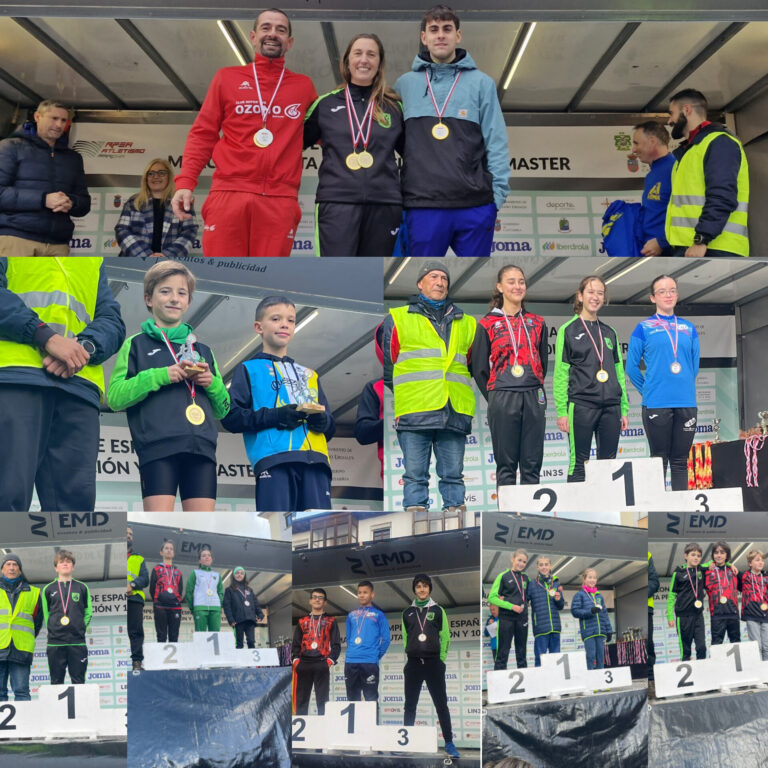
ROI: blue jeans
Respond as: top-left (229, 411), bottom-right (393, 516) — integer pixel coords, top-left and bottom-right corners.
top-left (584, 636), bottom-right (606, 670)
top-left (397, 429), bottom-right (466, 509)
top-left (533, 633), bottom-right (561, 667)
top-left (0, 659), bottom-right (31, 701)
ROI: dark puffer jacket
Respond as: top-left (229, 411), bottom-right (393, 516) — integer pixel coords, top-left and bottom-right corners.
top-left (0, 122), bottom-right (90, 244)
top-left (528, 576), bottom-right (565, 637)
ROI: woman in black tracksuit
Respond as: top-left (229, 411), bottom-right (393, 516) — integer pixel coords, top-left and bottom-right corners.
top-left (303, 33), bottom-right (404, 256)
top-left (223, 567), bottom-right (264, 649)
top-left (149, 540), bottom-right (183, 643)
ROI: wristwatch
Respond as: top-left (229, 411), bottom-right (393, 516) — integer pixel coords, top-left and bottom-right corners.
top-left (692, 233), bottom-right (710, 246)
top-left (77, 337), bottom-right (96, 355)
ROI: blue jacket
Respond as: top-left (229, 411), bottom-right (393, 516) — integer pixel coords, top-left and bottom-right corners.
top-left (528, 576), bottom-right (565, 637)
top-left (115, 196), bottom-right (198, 258)
top-left (394, 50), bottom-right (510, 210)
top-left (345, 605), bottom-right (391, 663)
top-left (483, 616), bottom-right (498, 651)
top-left (570, 588), bottom-right (612, 640)
top-left (0, 123), bottom-right (90, 244)
top-left (602, 200), bottom-right (643, 257)
top-left (641, 153), bottom-right (675, 251)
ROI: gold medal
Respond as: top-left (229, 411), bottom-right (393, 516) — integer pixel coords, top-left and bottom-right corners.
top-left (548, 589), bottom-right (557, 598)
top-left (511, 364), bottom-right (525, 378)
top-left (357, 150), bottom-right (373, 168)
top-left (254, 128), bottom-right (274, 148)
top-left (432, 122), bottom-right (449, 140)
top-left (761, 603), bottom-right (768, 612)
top-left (186, 403), bottom-right (205, 425)
top-left (720, 596), bottom-right (728, 604)
top-left (206, 589), bottom-right (214, 597)
top-left (345, 152), bottom-right (361, 171)
top-left (596, 369), bottom-right (609, 383)
top-left (694, 599), bottom-right (702, 609)
top-left (60, 616), bottom-right (70, 626)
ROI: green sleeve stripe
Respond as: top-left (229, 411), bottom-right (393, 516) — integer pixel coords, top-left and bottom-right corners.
top-left (666, 572), bottom-right (677, 621)
top-left (439, 606), bottom-right (450, 662)
top-left (553, 316), bottom-right (577, 416)
top-left (489, 571), bottom-right (515, 611)
top-left (401, 611), bottom-right (408, 650)
top-left (106, 333), bottom-right (170, 411)
top-left (304, 88), bottom-right (344, 121)
top-left (83, 582), bottom-right (93, 628)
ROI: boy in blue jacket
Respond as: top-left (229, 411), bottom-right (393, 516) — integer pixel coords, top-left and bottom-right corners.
top-left (570, 567), bottom-right (613, 670)
top-left (344, 581), bottom-right (391, 709)
top-left (528, 556), bottom-right (565, 667)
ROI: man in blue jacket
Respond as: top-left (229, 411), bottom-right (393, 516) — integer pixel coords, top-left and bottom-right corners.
top-left (0, 100), bottom-right (91, 256)
top-left (394, 5), bottom-right (510, 256)
top-left (0, 257), bottom-right (125, 510)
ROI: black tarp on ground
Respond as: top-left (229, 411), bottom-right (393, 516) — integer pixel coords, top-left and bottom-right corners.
top-left (484, 688), bottom-right (647, 768)
top-left (127, 667), bottom-right (290, 768)
top-left (649, 688), bottom-right (768, 768)
top-left (0, 738), bottom-right (126, 767)
top-left (292, 749), bottom-right (481, 767)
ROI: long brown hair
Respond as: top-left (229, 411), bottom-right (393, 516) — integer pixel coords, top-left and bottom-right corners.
top-left (489, 264), bottom-right (526, 311)
top-left (134, 157), bottom-right (175, 211)
top-left (339, 34), bottom-right (399, 123)
top-left (573, 275), bottom-right (607, 314)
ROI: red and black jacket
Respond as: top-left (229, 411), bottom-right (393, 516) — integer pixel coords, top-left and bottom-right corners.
top-left (741, 571), bottom-right (768, 624)
top-left (704, 564), bottom-right (739, 616)
top-left (292, 613), bottom-right (341, 663)
top-left (149, 564), bottom-right (183, 610)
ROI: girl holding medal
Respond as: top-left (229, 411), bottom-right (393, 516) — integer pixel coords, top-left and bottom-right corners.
top-left (223, 567), bottom-right (265, 650)
top-left (303, 33), bottom-right (404, 256)
top-left (107, 260), bottom-right (230, 511)
top-left (528, 555), bottom-right (565, 667)
top-left (185, 547), bottom-right (223, 632)
top-left (474, 264), bottom-right (549, 486)
top-left (741, 549), bottom-right (768, 660)
top-left (626, 274), bottom-right (700, 491)
top-left (570, 568), bottom-right (613, 670)
top-left (488, 549), bottom-right (530, 671)
top-left (554, 275), bottom-right (629, 482)
top-left (703, 541), bottom-right (741, 645)
top-left (149, 540), bottom-right (183, 643)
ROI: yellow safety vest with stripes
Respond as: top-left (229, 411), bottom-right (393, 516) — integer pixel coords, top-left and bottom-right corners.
top-left (390, 305), bottom-right (476, 419)
top-left (665, 131), bottom-right (749, 256)
top-left (127, 553), bottom-right (146, 601)
top-left (0, 586), bottom-right (40, 654)
top-left (648, 552), bottom-right (654, 609)
top-left (0, 257), bottom-right (106, 395)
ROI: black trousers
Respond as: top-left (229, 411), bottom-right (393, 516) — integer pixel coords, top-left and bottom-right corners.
top-left (344, 661), bottom-right (380, 701)
top-left (567, 402), bottom-right (621, 482)
top-left (677, 613), bottom-right (706, 661)
top-left (127, 599), bottom-right (145, 662)
top-left (711, 614), bottom-right (740, 645)
top-left (494, 615), bottom-right (529, 670)
top-left (153, 606), bottom-right (181, 643)
top-left (294, 657), bottom-right (330, 715)
top-left (647, 609), bottom-right (655, 679)
top-left (642, 406), bottom-right (697, 491)
top-left (234, 621), bottom-right (256, 649)
top-left (47, 645), bottom-right (88, 684)
top-left (0, 384), bottom-right (99, 511)
top-left (317, 202), bottom-right (402, 257)
top-left (488, 389), bottom-right (546, 486)
top-left (403, 657), bottom-right (453, 742)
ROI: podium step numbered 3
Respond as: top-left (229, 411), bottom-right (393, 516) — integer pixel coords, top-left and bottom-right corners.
top-left (655, 641), bottom-right (768, 698)
top-left (0, 684), bottom-right (124, 739)
top-left (292, 701), bottom-right (438, 753)
top-left (143, 631), bottom-right (279, 670)
top-left (498, 458), bottom-right (743, 517)
top-left (486, 651), bottom-right (633, 704)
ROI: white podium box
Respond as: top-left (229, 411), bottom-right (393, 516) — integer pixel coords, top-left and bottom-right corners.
top-left (655, 641), bottom-right (768, 698)
top-left (292, 701), bottom-right (438, 754)
top-left (143, 632), bottom-right (278, 671)
top-left (486, 651), bottom-right (633, 704)
top-left (498, 457), bottom-right (743, 516)
top-left (0, 684), bottom-right (124, 740)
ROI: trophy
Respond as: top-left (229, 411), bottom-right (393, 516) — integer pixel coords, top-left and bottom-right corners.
top-left (178, 333), bottom-right (206, 374)
top-left (760, 411), bottom-right (768, 435)
top-left (713, 417), bottom-right (721, 443)
top-left (292, 367), bottom-right (325, 414)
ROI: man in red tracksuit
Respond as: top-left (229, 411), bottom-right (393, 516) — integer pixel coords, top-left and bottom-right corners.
top-left (172, 9), bottom-right (317, 257)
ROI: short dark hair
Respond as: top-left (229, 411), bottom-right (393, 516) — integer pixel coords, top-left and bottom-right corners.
top-left (199, 547), bottom-right (213, 559)
top-left (310, 587), bottom-right (327, 600)
top-left (712, 541), bottom-right (731, 562)
top-left (650, 274), bottom-right (676, 296)
top-left (634, 120), bottom-right (670, 147)
top-left (357, 580), bottom-right (374, 591)
top-left (255, 295), bottom-right (295, 322)
top-left (421, 5), bottom-right (460, 32)
top-left (254, 8), bottom-right (292, 36)
top-left (684, 542), bottom-right (702, 556)
top-left (669, 88), bottom-right (708, 116)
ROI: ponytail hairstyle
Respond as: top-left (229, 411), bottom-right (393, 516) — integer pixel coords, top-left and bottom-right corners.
top-left (490, 264), bottom-right (527, 311)
top-left (573, 275), bottom-right (607, 314)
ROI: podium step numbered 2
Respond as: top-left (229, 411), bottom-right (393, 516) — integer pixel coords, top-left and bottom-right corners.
top-left (143, 631), bottom-right (279, 670)
top-left (292, 701), bottom-right (438, 753)
top-left (0, 684), bottom-right (124, 739)
top-left (486, 651), bottom-right (633, 704)
top-left (498, 458), bottom-right (743, 516)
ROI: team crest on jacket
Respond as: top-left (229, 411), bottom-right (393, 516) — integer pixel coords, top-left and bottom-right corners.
top-left (604, 337), bottom-right (614, 350)
top-left (426, 611), bottom-right (435, 620)
top-left (72, 592), bottom-right (80, 602)
top-left (376, 113), bottom-right (392, 129)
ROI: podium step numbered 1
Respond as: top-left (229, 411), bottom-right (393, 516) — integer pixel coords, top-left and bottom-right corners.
top-left (486, 651), bottom-right (633, 704)
top-left (0, 684), bottom-right (124, 739)
top-left (498, 457), bottom-right (743, 516)
top-left (143, 631), bottom-right (279, 670)
top-left (292, 701), bottom-right (438, 753)
top-left (655, 641), bottom-right (768, 698)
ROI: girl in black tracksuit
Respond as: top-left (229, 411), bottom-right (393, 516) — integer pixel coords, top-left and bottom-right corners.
top-left (473, 264), bottom-right (548, 486)
top-left (303, 33), bottom-right (404, 256)
top-left (149, 540), bottom-right (183, 643)
top-left (223, 567), bottom-right (264, 649)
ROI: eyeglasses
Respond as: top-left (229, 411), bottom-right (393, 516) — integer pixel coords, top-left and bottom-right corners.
top-left (147, 170), bottom-right (169, 178)
top-left (654, 289), bottom-right (678, 296)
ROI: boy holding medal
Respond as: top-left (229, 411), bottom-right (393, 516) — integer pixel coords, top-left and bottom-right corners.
top-left (401, 574), bottom-right (459, 760)
top-left (344, 580), bottom-right (391, 706)
top-left (107, 260), bottom-right (229, 512)
top-left (489, 549), bottom-right (530, 670)
top-left (42, 550), bottom-right (92, 684)
top-left (185, 547), bottom-right (223, 631)
top-left (741, 549), bottom-right (768, 661)
top-left (528, 556), bottom-right (565, 666)
top-left (667, 543), bottom-right (707, 661)
top-left (292, 588), bottom-right (340, 716)
top-left (703, 541), bottom-right (741, 645)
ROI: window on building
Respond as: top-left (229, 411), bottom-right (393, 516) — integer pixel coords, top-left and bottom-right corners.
top-left (310, 514), bottom-right (359, 548)
top-left (371, 525), bottom-right (391, 542)
top-left (412, 507), bottom-right (464, 535)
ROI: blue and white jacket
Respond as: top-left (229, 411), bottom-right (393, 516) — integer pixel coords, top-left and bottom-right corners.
top-left (114, 196), bottom-right (198, 258)
top-left (345, 605), bottom-right (391, 664)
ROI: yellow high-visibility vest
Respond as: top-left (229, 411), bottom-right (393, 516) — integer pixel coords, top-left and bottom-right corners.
top-left (0, 586), bottom-right (39, 654)
top-left (127, 553), bottom-right (146, 601)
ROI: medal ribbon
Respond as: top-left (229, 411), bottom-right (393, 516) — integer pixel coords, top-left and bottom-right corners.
top-left (251, 60), bottom-right (286, 129)
top-left (714, 566), bottom-right (730, 601)
top-left (159, 329), bottom-right (196, 402)
top-left (424, 69), bottom-right (463, 123)
top-left (414, 605), bottom-right (430, 636)
top-left (309, 614), bottom-right (321, 644)
top-left (344, 86), bottom-right (375, 151)
top-left (58, 581), bottom-right (72, 616)
top-left (685, 566), bottom-right (699, 599)
top-left (501, 312), bottom-right (532, 370)
top-left (509, 570), bottom-right (526, 603)
top-left (655, 313), bottom-right (679, 365)
top-left (163, 564), bottom-right (175, 592)
top-left (580, 317), bottom-right (605, 369)
top-left (353, 607), bottom-right (371, 639)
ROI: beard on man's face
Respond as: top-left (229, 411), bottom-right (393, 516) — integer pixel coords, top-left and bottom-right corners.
top-left (670, 113), bottom-right (688, 141)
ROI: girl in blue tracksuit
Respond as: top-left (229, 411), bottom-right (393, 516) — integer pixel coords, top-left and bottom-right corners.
top-left (528, 555), bottom-right (565, 666)
top-left (626, 274), bottom-right (700, 491)
top-left (570, 568), bottom-right (613, 670)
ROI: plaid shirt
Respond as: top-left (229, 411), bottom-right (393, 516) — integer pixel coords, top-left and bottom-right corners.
top-left (114, 196), bottom-right (198, 258)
